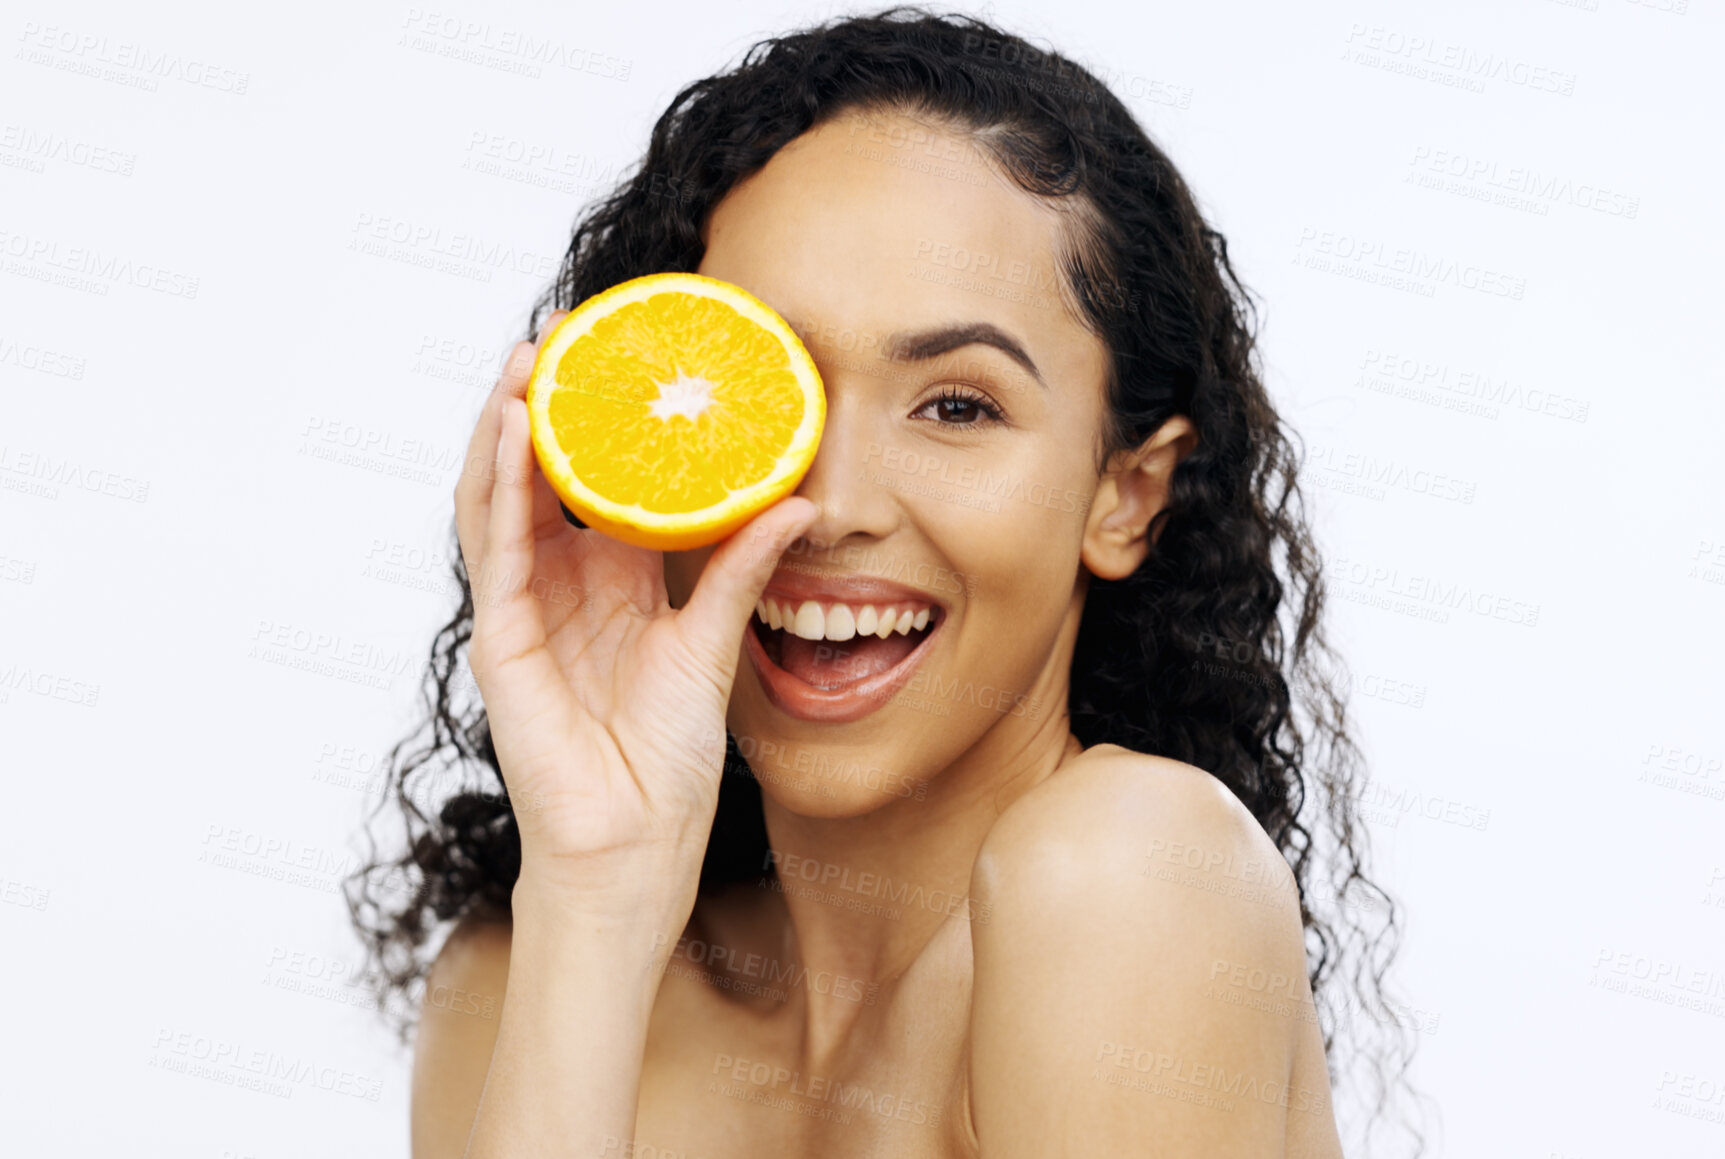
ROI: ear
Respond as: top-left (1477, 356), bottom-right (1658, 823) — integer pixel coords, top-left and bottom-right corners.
top-left (1081, 415), bottom-right (1198, 581)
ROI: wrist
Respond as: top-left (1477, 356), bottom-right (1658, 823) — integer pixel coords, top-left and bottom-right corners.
top-left (512, 853), bottom-right (698, 934)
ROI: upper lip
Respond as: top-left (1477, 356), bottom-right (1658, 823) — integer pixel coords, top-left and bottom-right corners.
top-left (760, 568), bottom-right (949, 613)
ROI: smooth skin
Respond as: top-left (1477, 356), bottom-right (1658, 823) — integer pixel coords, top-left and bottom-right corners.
top-left (423, 107), bottom-right (1344, 1158)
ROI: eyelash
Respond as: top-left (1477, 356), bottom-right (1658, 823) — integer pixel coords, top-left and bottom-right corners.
top-left (913, 385), bottom-right (1006, 427)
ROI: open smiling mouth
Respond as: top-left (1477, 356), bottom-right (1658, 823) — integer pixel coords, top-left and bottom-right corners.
top-left (744, 595), bottom-right (944, 723)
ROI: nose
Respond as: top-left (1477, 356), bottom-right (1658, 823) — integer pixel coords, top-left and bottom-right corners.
top-left (788, 387), bottom-right (900, 558)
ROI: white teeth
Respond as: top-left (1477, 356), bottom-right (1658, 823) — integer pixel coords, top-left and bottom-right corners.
top-left (758, 596), bottom-right (935, 639)
top-left (792, 600), bottom-right (826, 641)
top-left (825, 604), bottom-right (856, 641)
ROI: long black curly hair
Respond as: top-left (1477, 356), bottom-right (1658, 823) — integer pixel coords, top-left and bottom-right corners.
top-left (347, 7), bottom-right (1428, 1152)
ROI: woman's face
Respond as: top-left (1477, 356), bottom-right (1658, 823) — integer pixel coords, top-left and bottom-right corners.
top-left (663, 107), bottom-right (1117, 814)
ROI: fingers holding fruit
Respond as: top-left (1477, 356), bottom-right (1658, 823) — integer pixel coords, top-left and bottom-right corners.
top-left (449, 275), bottom-right (828, 874)
top-left (455, 313), bottom-right (569, 580)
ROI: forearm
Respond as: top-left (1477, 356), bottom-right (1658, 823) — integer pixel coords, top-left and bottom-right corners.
top-left (464, 874), bottom-right (688, 1159)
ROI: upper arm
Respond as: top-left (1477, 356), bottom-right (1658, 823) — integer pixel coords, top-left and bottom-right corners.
top-left (411, 914), bottom-right (513, 1159)
top-left (967, 754), bottom-right (1330, 1158)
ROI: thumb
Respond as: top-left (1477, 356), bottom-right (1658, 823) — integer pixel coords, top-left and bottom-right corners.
top-left (679, 496), bottom-right (819, 680)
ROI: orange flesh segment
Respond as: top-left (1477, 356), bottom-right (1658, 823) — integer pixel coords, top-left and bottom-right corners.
top-left (545, 292), bottom-right (808, 514)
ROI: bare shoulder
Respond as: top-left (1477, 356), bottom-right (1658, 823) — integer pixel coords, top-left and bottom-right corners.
top-left (965, 744), bottom-right (1337, 1157)
top-left (973, 742), bottom-right (1296, 909)
top-left (411, 911), bottom-right (514, 1159)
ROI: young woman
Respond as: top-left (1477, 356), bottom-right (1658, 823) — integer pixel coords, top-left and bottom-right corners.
top-left (349, 8), bottom-right (1418, 1156)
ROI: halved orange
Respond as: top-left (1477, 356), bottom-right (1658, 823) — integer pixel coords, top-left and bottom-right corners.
top-left (524, 272), bottom-right (826, 551)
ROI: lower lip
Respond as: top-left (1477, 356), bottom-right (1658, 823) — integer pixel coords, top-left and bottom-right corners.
top-left (743, 614), bottom-right (943, 724)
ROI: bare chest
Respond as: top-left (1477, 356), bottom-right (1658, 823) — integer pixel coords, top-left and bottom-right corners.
top-left (624, 929), bottom-right (978, 1159)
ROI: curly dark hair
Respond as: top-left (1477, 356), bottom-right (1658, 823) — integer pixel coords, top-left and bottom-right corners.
top-left (347, 6), bottom-right (1429, 1153)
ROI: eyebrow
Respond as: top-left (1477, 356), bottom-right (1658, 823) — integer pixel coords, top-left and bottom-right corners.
top-left (883, 322), bottom-right (1046, 389)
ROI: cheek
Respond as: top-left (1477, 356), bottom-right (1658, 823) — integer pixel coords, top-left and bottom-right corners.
top-left (907, 481), bottom-right (1090, 659)
top-left (908, 450), bottom-right (1094, 581)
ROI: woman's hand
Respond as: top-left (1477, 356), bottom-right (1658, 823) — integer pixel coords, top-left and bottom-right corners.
top-left (453, 317), bottom-right (817, 909)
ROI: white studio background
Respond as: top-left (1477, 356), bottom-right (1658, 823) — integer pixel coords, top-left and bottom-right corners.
top-left (2, 0), bottom-right (1721, 1155)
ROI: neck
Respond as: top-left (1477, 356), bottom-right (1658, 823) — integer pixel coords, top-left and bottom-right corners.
top-left (757, 683), bottom-right (1083, 1065)
top-left (732, 573), bottom-right (1097, 1070)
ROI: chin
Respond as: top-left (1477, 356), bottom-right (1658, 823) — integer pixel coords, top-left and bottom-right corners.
top-left (725, 699), bottom-right (940, 819)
